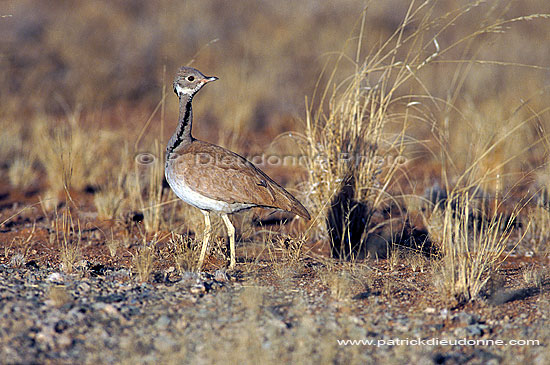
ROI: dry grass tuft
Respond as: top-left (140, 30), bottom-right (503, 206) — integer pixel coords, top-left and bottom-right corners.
top-left (523, 265), bottom-right (546, 289)
top-left (300, 3), bottom-right (452, 258)
top-left (32, 110), bottom-right (122, 197)
top-left (301, 46), bottom-right (407, 256)
top-left (132, 238), bottom-right (157, 282)
top-left (54, 207), bottom-right (82, 274)
top-left (105, 229), bottom-right (122, 258)
top-left (315, 261), bottom-right (372, 300)
top-left (93, 150), bottom-right (131, 221)
top-left (168, 233), bottom-right (199, 273)
top-left (404, 251), bottom-right (428, 273)
top-left (434, 192), bottom-right (525, 303)
top-left (8, 155), bottom-right (38, 190)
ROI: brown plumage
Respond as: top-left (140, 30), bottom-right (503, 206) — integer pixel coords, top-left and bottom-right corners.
top-left (165, 66), bottom-right (310, 270)
top-left (169, 141), bottom-right (310, 219)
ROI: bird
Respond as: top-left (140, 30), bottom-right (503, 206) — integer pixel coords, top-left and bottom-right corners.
top-left (165, 66), bottom-right (311, 270)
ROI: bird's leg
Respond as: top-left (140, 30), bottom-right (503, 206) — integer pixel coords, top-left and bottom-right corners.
top-left (221, 214), bottom-right (236, 270)
top-left (197, 210), bottom-right (211, 271)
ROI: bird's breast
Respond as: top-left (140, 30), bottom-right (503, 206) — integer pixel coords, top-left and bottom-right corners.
top-left (165, 163), bottom-right (255, 213)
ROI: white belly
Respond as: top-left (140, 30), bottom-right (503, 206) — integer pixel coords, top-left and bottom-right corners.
top-left (165, 168), bottom-right (254, 213)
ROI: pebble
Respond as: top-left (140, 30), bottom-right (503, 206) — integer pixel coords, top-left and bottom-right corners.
top-left (190, 283), bottom-right (206, 294)
top-left (214, 269), bottom-right (229, 282)
top-left (0, 262), bottom-right (539, 364)
top-left (46, 272), bottom-right (64, 283)
top-left (156, 315), bottom-right (171, 329)
top-left (102, 304), bottom-right (119, 316)
top-left (57, 334), bottom-right (72, 349)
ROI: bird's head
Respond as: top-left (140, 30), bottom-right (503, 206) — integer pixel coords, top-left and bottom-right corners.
top-left (173, 66), bottom-right (218, 98)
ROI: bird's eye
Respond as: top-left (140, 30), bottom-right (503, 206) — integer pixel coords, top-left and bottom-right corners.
top-left (187, 76), bottom-right (195, 82)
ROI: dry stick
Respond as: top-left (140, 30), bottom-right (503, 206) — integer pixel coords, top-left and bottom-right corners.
top-left (134, 98), bottom-right (164, 152)
top-left (0, 201), bottom-right (44, 229)
top-left (185, 38), bottom-right (219, 67)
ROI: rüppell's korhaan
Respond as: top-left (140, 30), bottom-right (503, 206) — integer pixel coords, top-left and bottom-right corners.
top-left (165, 66), bottom-right (310, 270)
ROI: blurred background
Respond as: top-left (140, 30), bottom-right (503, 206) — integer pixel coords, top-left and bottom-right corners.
top-left (3, 0), bottom-right (548, 131)
top-left (2, 0), bottom-right (365, 125)
top-left (1, 0), bottom-right (550, 219)
top-left (3, 3), bottom-right (550, 362)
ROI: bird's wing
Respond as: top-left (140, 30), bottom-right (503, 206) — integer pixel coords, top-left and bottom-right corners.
top-left (171, 141), bottom-right (310, 219)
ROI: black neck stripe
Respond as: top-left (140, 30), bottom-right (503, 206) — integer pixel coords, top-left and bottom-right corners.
top-left (167, 97), bottom-right (193, 154)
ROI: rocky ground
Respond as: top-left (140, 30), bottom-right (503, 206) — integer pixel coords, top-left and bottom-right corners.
top-left (0, 175), bottom-right (548, 364)
top-left (0, 253), bottom-right (548, 364)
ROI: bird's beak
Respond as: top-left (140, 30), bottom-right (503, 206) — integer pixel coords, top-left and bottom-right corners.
top-left (204, 76), bottom-right (218, 83)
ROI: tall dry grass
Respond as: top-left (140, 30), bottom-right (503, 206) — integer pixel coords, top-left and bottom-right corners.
top-left (300, 2), bottom-right (491, 249)
top-left (296, 1), bottom-right (549, 299)
top-left (29, 108), bottom-right (124, 207)
top-left (433, 192), bottom-right (526, 303)
top-left (0, 1), bottom-right (549, 302)
top-left (53, 205), bottom-right (82, 274)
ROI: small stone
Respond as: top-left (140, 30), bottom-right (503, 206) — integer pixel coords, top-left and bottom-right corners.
top-left (190, 283), bottom-right (206, 294)
top-left (214, 269), bottom-right (229, 282)
top-left (453, 327), bottom-right (468, 338)
top-left (424, 307), bottom-right (436, 314)
top-left (267, 317), bottom-right (287, 330)
top-left (36, 327), bottom-right (56, 347)
top-left (102, 304), bottom-right (118, 316)
top-left (176, 318), bottom-right (188, 330)
top-left (54, 320), bottom-right (69, 333)
top-left (75, 260), bottom-right (88, 269)
top-left (93, 302), bottom-right (107, 311)
top-left (156, 315), bottom-right (171, 329)
top-left (181, 271), bottom-right (200, 284)
top-left (46, 272), bottom-right (64, 283)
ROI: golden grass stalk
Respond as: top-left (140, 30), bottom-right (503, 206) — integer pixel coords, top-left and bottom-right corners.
top-left (8, 155), bottom-right (38, 190)
top-left (32, 107), bottom-right (123, 200)
top-left (169, 233), bottom-right (199, 273)
top-left (436, 192), bottom-right (525, 303)
top-left (128, 80), bottom-right (172, 233)
top-left (300, 1), bottom-right (550, 259)
top-left (94, 188), bottom-right (125, 221)
top-left (132, 237), bottom-right (156, 282)
top-left (54, 206), bottom-right (82, 274)
top-left (93, 145), bottom-right (132, 221)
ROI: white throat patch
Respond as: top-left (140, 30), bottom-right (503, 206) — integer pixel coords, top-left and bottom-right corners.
top-left (175, 83), bottom-right (198, 97)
